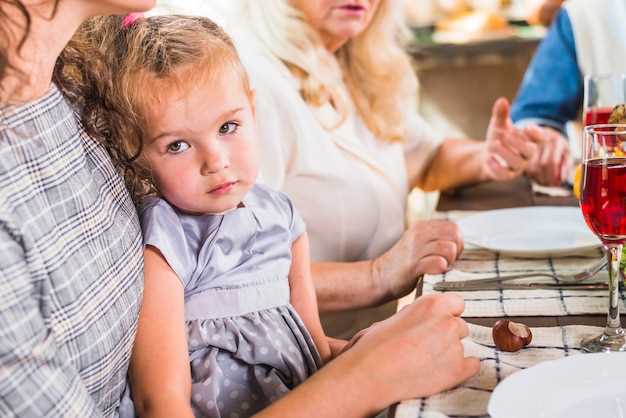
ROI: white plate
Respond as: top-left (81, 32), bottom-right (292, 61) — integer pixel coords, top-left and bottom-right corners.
top-left (457, 206), bottom-right (601, 257)
top-left (489, 352), bottom-right (626, 418)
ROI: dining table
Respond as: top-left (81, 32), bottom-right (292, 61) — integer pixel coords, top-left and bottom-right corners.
top-left (389, 176), bottom-right (626, 418)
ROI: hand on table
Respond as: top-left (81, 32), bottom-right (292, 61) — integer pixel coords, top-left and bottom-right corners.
top-left (522, 125), bottom-right (571, 186)
top-left (343, 293), bottom-right (480, 408)
top-left (373, 219), bottom-right (464, 300)
top-left (482, 98), bottom-right (539, 182)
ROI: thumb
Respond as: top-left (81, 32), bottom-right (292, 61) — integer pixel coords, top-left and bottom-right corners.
top-left (490, 97), bottom-right (510, 129)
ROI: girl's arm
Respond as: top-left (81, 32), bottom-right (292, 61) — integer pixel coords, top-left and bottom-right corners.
top-left (128, 246), bottom-right (193, 418)
top-left (289, 233), bottom-right (334, 363)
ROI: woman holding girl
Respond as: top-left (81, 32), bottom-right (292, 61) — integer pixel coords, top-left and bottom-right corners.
top-left (0, 0), bottom-right (152, 416)
top-left (0, 2), bottom-right (477, 416)
top-left (71, 13), bottom-right (478, 417)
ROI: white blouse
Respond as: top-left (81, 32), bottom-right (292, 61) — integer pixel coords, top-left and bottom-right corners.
top-left (239, 44), bottom-right (442, 264)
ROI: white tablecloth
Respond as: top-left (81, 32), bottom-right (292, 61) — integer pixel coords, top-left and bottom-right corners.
top-left (393, 323), bottom-right (602, 418)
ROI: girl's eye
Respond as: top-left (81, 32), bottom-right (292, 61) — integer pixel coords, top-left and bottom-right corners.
top-left (167, 140), bottom-right (190, 154)
top-left (219, 121), bottom-right (239, 135)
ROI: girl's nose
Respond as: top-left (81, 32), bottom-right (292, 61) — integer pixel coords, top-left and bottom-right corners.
top-left (200, 146), bottom-right (229, 175)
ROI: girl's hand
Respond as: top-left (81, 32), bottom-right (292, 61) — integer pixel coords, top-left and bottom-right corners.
top-left (522, 125), bottom-right (571, 186)
top-left (373, 219), bottom-right (463, 300)
top-left (345, 293), bottom-right (480, 410)
top-left (482, 98), bottom-right (538, 181)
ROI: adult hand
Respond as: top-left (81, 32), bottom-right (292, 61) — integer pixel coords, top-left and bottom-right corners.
top-left (522, 125), bottom-right (571, 186)
top-left (373, 220), bottom-right (463, 300)
top-left (482, 98), bottom-right (538, 181)
top-left (344, 293), bottom-right (480, 411)
top-left (254, 294), bottom-right (479, 418)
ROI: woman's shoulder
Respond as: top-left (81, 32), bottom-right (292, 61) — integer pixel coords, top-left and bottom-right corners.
top-left (0, 85), bottom-right (82, 209)
top-left (0, 86), bottom-right (73, 163)
top-left (0, 84), bottom-right (68, 132)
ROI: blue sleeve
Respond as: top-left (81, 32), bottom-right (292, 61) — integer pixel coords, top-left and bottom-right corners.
top-left (140, 198), bottom-right (193, 287)
top-left (511, 9), bottom-right (583, 133)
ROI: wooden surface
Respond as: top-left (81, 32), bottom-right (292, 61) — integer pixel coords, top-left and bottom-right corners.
top-left (420, 176), bottom-right (621, 328)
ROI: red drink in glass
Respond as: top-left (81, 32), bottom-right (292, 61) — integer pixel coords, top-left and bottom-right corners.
top-left (580, 157), bottom-right (626, 243)
top-left (584, 107), bottom-right (613, 126)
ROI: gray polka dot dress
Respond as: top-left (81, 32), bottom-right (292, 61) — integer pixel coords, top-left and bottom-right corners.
top-left (128, 184), bottom-right (321, 418)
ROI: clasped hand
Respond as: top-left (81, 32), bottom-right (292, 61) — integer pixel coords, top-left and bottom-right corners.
top-left (482, 98), bottom-right (570, 186)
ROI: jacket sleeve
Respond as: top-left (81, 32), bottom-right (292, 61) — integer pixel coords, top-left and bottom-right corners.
top-left (0, 225), bottom-right (103, 418)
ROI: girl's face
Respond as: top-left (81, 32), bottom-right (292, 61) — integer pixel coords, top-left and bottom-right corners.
top-left (291, 0), bottom-right (381, 52)
top-left (142, 70), bottom-right (259, 215)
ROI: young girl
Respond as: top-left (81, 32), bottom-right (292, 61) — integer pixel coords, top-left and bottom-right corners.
top-left (72, 14), bottom-right (336, 418)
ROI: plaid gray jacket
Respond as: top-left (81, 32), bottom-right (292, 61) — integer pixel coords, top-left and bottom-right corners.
top-left (0, 86), bottom-right (143, 417)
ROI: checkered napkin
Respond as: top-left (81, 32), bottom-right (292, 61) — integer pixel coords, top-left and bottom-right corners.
top-left (422, 212), bottom-right (624, 317)
top-left (393, 323), bottom-right (602, 418)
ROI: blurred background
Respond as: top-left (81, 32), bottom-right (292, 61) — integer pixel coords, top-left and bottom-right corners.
top-left (405, 0), bottom-right (560, 139)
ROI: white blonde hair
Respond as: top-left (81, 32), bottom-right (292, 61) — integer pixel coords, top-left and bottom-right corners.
top-left (239, 0), bottom-right (418, 142)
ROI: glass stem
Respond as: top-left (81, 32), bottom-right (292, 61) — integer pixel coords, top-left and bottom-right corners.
top-left (605, 244), bottom-right (623, 334)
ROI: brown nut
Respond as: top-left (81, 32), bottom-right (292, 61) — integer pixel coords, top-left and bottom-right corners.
top-left (492, 319), bottom-right (532, 352)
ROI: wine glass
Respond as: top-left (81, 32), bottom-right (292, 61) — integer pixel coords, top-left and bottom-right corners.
top-left (579, 124), bottom-right (626, 352)
top-left (583, 74), bottom-right (626, 126)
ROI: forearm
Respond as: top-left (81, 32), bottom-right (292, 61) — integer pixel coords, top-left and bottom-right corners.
top-left (253, 349), bottom-right (383, 418)
top-left (414, 139), bottom-right (489, 192)
top-left (134, 394), bottom-right (194, 418)
top-left (312, 260), bottom-right (389, 312)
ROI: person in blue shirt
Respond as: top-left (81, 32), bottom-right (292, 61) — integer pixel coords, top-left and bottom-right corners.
top-left (512, 9), bottom-right (579, 136)
top-left (511, 8), bottom-right (576, 186)
top-left (512, 0), bottom-right (626, 185)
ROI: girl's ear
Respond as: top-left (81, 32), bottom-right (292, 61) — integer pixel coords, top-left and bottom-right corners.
top-left (247, 88), bottom-right (256, 119)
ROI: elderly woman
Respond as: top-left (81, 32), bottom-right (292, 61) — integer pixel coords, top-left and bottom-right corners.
top-left (195, 0), bottom-right (568, 338)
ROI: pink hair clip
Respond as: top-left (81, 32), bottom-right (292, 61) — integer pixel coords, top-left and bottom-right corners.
top-left (121, 13), bottom-right (144, 29)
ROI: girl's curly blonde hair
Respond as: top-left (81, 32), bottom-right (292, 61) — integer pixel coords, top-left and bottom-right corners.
top-left (54, 14), bottom-right (250, 203)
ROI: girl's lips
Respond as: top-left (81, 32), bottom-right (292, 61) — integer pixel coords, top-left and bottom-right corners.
top-left (208, 181), bottom-right (237, 195)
